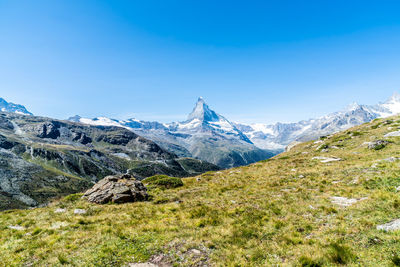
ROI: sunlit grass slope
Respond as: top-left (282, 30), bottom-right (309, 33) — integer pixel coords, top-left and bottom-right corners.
top-left (2, 116), bottom-right (400, 266)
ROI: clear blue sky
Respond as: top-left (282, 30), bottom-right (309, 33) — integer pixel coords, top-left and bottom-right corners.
top-left (1, 0), bottom-right (400, 123)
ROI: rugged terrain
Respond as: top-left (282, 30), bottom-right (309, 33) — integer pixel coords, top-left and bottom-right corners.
top-left (72, 97), bottom-right (274, 169)
top-left (236, 93), bottom-right (400, 151)
top-left (0, 112), bottom-right (219, 210)
top-left (2, 115), bottom-right (400, 266)
top-left (72, 94), bottom-right (400, 168)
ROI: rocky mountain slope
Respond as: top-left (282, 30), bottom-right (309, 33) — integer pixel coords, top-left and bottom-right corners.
top-left (72, 97), bottom-right (275, 169)
top-left (71, 94), bottom-right (400, 167)
top-left (0, 112), bottom-right (219, 210)
top-left (236, 93), bottom-right (400, 151)
top-left (2, 114), bottom-right (400, 265)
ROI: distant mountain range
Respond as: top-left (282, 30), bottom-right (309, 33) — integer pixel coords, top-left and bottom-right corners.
top-left (235, 93), bottom-right (400, 150)
top-left (0, 112), bottom-right (219, 210)
top-left (2, 93), bottom-right (400, 169)
top-left (70, 97), bottom-right (274, 168)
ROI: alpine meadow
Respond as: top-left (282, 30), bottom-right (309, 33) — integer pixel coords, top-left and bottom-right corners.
top-left (1, 1), bottom-right (400, 266)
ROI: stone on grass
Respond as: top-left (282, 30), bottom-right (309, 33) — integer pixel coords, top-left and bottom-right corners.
top-left (384, 131), bottom-right (400, 137)
top-left (55, 208), bottom-right (66, 213)
top-left (8, 225), bottom-right (24, 231)
top-left (74, 209), bottom-right (86, 215)
top-left (330, 196), bottom-right (363, 207)
top-left (128, 263), bottom-right (158, 267)
top-left (50, 222), bottom-right (68, 229)
top-left (377, 219), bottom-right (400, 232)
top-left (83, 174), bottom-right (148, 204)
top-left (383, 157), bottom-right (400, 162)
top-left (368, 140), bottom-right (389, 150)
top-left (312, 156), bottom-right (342, 163)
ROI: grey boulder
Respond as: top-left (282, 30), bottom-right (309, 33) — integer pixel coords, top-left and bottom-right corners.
top-left (368, 140), bottom-right (389, 150)
top-left (83, 174), bottom-right (148, 204)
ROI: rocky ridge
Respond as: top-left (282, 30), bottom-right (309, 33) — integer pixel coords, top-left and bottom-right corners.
top-left (0, 112), bottom-right (219, 210)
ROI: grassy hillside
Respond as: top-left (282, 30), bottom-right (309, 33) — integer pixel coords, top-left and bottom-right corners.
top-left (1, 116), bottom-right (400, 266)
top-left (0, 112), bottom-right (220, 210)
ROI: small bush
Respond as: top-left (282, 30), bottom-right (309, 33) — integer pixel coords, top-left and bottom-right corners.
top-left (299, 256), bottom-right (323, 267)
top-left (373, 144), bottom-right (386, 150)
top-left (318, 144), bottom-right (329, 151)
top-left (58, 254), bottom-right (69, 265)
top-left (327, 242), bottom-right (355, 264)
top-left (142, 175), bottom-right (183, 189)
top-left (349, 131), bottom-right (363, 137)
top-left (63, 193), bottom-right (83, 203)
top-left (392, 252), bottom-right (400, 266)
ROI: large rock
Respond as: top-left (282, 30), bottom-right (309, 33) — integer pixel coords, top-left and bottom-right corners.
top-left (368, 140), bottom-right (389, 150)
top-left (83, 174), bottom-right (148, 204)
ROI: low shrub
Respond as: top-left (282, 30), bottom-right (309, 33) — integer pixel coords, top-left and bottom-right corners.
top-left (326, 242), bottom-right (355, 264)
top-left (142, 175), bottom-right (183, 189)
top-left (299, 256), bottom-right (323, 267)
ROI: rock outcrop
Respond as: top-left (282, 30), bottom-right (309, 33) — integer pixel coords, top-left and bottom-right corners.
top-left (368, 140), bottom-right (389, 150)
top-left (83, 174), bottom-right (148, 204)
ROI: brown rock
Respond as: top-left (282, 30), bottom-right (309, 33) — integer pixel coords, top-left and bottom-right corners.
top-left (83, 174), bottom-right (148, 204)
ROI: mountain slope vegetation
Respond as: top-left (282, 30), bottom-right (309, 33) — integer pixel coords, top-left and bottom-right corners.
top-left (1, 115), bottom-right (400, 266)
top-left (0, 112), bottom-right (219, 210)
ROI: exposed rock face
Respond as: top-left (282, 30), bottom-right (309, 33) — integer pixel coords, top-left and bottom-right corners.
top-left (83, 174), bottom-right (148, 204)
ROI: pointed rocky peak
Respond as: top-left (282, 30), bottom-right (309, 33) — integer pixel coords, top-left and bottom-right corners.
top-left (187, 97), bottom-right (221, 122)
top-left (0, 97), bottom-right (32, 115)
top-left (345, 102), bottom-right (361, 112)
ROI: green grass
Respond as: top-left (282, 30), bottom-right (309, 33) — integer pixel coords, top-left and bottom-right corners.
top-left (2, 115), bottom-right (400, 265)
top-left (142, 175), bottom-right (184, 189)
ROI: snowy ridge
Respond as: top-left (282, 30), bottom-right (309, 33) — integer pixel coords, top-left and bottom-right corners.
top-left (69, 92), bottom-right (400, 165)
top-left (0, 98), bottom-right (32, 115)
top-left (70, 97), bottom-right (271, 168)
top-left (237, 93), bottom-right (400, 151)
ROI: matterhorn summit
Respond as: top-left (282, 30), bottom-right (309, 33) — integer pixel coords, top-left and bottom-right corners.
top-left (187, 97), bottom-right (221, 122)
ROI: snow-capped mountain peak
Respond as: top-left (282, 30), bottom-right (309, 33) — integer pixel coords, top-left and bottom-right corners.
top-left (387, 92), bottom-right (400, 103)
top-left (0, 97), bottom-right (32, 115)
top-left (345, 102), bottom-right (361, 112)
top-left (187, 97), bottom-right (221, 122)
top-left (381, 92), bottom-right (400, 115)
